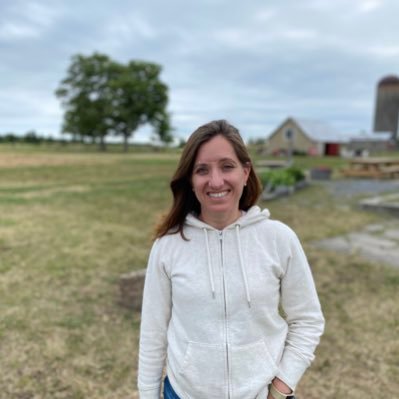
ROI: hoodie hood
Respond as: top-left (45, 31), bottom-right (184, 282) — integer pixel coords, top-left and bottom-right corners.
top-left (184, 205), bottom-right (271, 307)
top-left (185, 205), bottom-right (270, 231)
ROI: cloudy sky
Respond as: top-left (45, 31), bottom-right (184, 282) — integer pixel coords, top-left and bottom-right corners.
top-left (1, 0), bottom-right (399, 142)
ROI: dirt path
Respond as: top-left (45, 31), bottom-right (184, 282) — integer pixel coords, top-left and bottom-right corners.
top-left (311, 178), bottom-right (399, 268)
top-left (313, 221), bottom-right (399, 268)
top-left (315, 178), bottom-right (399, 198)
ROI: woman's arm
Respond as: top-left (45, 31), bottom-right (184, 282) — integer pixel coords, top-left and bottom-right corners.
top-left (274, 224), bottom-right (325, 391)
top-left (137, 240), bottom-right (172, 399)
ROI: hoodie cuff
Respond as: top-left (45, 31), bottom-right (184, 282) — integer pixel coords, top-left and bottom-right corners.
top-left (276, 349), bottom-right (311, 390)
top-left (138, 387), bottom-right (160, 399)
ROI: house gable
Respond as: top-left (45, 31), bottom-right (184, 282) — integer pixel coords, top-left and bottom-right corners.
top-left (266, 117), bottom-right (317, 155)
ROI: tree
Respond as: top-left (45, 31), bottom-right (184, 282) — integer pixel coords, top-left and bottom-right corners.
top-left (56, 53), bottom-right (114, 150)
top-left (108, 60), bottom-right (172, 150)
top-left (56, 53), bottom-right (172, 151)
top-left (24, 130), bottom-right (41, 144)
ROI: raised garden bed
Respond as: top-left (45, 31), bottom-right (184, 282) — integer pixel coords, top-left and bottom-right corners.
top-left (259, 166), bottom-right (307, 200)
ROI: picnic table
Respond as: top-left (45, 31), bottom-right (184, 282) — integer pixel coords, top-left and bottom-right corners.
top-left (341, 157), bottom-right (399, 179)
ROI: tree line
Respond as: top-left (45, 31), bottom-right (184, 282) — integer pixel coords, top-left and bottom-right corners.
top-left (0, 131), bottom-right (68, 144)
top-left (55, 53), bottom-right (173, 151)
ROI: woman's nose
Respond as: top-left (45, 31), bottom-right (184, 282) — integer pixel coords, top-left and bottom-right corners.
top-left (209, 170), bottom-right (223, 188)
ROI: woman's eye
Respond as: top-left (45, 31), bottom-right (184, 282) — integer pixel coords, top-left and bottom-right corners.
top-left (223, 164), bottom-right (234, 170)
top-left (195, 168), bottom-right (207, 175)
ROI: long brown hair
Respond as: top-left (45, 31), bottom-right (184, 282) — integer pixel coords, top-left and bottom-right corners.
top-left (154, 120), bottom-right (262, 239)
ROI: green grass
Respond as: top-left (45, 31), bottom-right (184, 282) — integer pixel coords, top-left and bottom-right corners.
top-left (0, 151), bottom-right (177, 398)
top-left (0, 147), bottom-right (398, 398)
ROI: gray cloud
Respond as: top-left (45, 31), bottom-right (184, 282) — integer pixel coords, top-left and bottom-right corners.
top-left (1, 0), bottom-right (399, 141)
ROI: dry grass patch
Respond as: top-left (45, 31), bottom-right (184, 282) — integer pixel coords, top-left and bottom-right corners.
top-left (295, 249), bottom-right (399, 398)
top-left (0, 153), bottom-right (120, 168)
top-left (0, 150), bottom-right (179, 168)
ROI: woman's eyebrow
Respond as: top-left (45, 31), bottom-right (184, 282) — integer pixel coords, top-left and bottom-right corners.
top-left (194, 158), bottom-right (237, 167)
top-left (193, 162), bottom-right (208, 170)
top-left (219, 158), bottom-right (237, 163)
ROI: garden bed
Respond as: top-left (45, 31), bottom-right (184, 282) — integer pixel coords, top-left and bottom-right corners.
top-left (259, 166), bottom-right (308, 200)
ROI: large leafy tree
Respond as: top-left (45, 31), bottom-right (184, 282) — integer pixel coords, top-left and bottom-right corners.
top-left (56, 53), bottom-right (172, 150)
top-left (108, 60), bottom-right (173, 150)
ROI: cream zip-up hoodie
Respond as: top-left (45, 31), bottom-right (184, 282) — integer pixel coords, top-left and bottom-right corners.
top-left (138, 206), bottom-right (324, 399)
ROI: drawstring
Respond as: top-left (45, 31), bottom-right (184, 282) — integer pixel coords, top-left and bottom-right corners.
top-left (203, 228), bottom-right (216, 298)
top-left (235, 225), bottom-right (252, 307)
top-left (203, 226), bottom-right (251, 307)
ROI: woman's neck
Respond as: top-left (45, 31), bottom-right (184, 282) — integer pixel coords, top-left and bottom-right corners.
top-left (199, 209), bottom-right (242, 230)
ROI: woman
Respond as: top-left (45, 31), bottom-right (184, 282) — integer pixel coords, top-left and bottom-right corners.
top-left (138, 120), bottom-right (324, 399)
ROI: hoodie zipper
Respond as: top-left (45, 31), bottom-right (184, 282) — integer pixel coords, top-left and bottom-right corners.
top-left (219, 230), bottom-right (231, 399)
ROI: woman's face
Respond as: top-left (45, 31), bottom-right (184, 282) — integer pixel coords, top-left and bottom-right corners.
top-left (191, 134), bottom-right (250, 223)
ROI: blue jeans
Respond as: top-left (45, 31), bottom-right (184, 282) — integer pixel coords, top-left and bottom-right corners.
top-left (163, 376), bottom-right (180, 399)
top-left (163, 376), bottom-right (296, 399)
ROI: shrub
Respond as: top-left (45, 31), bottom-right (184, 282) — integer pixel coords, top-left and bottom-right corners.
top-left (259, 166), bottom-right (305, 190)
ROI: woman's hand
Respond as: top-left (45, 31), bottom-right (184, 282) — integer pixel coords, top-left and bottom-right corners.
top-left (267, 377), bottom-right (293, 398)
top-left (271, 377), bottom-right (292, 394)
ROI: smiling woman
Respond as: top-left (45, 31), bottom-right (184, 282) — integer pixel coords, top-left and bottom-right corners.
top-left (191, 135), bottom-right (250, 230)
top-left (138, 120), bottom-right (325, 399)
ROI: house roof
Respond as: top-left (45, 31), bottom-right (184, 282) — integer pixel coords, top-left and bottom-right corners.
top-left (268, 117), bottom-right (394, 144)
top-left (350, 131), bottom-right (393, 141)
top-left (269, 117), bottom-right (350, 143)
top-left (294, 118), bottom-right (351, 143)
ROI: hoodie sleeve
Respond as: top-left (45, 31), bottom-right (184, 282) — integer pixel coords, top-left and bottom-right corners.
top-left (275, 223), bottom-right (325, 390)
top-left (138, 239), bottom-right (172, 399)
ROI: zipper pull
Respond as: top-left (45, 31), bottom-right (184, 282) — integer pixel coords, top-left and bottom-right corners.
top-left (219, 231), bottom-right (223, 240)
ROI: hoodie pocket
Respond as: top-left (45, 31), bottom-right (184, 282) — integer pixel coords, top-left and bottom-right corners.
top-left (178, 341), bottom-right (226, 399)
top-left (230, 339), bottom-right (278, 398)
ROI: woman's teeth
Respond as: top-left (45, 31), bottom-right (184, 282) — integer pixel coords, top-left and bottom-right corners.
top-left (208, 191), bottom-right (228, 198)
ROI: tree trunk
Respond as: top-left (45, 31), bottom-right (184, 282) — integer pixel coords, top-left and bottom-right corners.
top-left (99, 135), bottom-right (107, 151)
top-left (123, 135), bottom-right (129, 152)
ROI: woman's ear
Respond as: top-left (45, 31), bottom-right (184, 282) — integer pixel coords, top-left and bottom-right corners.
top-left (243, 161), bottom-right (251, 180)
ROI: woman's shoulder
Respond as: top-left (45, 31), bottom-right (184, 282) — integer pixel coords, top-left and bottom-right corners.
top-left (257, 216), bottom-right (298, 241)
top-left (154, 230), bottom-right (181, 245)
top-left (147, 232), bottom-right (184, 267)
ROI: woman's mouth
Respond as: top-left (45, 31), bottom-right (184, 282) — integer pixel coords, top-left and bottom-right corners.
top-left (208, 191), bottom-right (229, 198)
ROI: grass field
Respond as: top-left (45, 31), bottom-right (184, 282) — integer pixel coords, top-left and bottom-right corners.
top-left (0, 146), bottom-right (398, 398)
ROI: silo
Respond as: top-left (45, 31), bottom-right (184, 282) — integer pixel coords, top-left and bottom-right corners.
top-left (373, 75), bottom-right (399, 138)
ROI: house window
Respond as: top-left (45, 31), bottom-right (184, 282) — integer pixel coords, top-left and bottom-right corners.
top-left (285, 129), bottom-right (294, 140)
